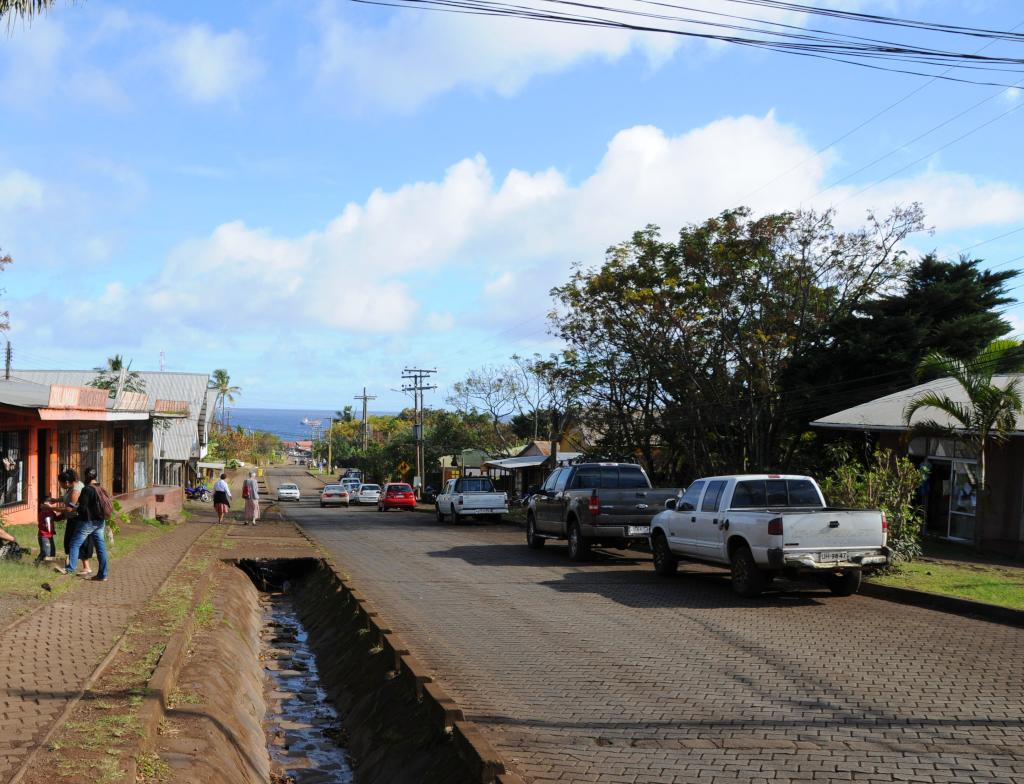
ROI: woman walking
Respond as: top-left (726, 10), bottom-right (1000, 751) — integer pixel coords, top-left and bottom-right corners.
top-left (58, 469), bottom-right (93, 576)
top-left (242, 471), bottom-right (260, 526)
top-left (60, 467), bottom-right (110, 581)
top-left (213, 472), bottom-right (232, 523)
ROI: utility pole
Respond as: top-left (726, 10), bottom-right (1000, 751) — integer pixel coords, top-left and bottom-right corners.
top-left (401, 368), bottom-right (437, 499)
top-left (4, 342), bottom-right (10, 380)
top-left (326, 417), bottom-right (334, 475)
top-left (159, 350), bottom-right (166, 372)
top-left (354, 387), bottom-right (377, 451)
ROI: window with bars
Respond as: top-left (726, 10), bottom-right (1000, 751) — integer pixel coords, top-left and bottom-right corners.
top-left (58, 429), bottom-right (74, 474)
top-left (0, 431), bottom-right (27, 507)
top-left (78, 428), bottom-right (102, 481)
top-left (133, 425), bottom-right (149, 489)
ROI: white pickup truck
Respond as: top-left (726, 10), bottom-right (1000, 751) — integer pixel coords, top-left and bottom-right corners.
top-left (649, 474), bottom-right (890, 597)
top-left (435, 477), bottom-right (509, 523)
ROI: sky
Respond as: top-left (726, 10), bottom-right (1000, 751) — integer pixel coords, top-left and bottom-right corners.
top-left (2, 0), bottom-right (1024, 410)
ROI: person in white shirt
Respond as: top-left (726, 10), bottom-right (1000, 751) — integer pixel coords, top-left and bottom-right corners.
top-left (213, 473), bottom-right (232, 524)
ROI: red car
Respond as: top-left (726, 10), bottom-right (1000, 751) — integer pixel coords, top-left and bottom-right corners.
top-left (378, 483), bottom-right (416, 511)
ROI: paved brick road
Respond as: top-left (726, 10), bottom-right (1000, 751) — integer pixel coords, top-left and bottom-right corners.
top-left (275, 468), bottom-right (1024, 784)
top-left (0, 520), bottom-right (210, 784)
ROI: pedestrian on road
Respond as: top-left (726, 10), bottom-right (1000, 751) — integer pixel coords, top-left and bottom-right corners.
top-left (58, 469), bottom-right (93, 576)
top-left (242, 471), bottom-right (260, 526)
top-left (60, 467), bottom-right (109, 581)
top-left (213, 472), bottom-right (232, 523)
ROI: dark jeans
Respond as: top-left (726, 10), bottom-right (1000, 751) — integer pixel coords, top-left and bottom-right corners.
top-left (65, 520), bottom-right (109, 578)
top-left (36, 535), bottom-right (55, 560)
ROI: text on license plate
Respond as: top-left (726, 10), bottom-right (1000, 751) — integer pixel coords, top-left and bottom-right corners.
top-left (628, 526), bottom-right (651, 536)
top-left (818, 551), bottom-right (848, 563)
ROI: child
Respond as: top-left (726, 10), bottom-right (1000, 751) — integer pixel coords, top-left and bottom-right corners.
top-left (37, 499), bottom-right (57, 563)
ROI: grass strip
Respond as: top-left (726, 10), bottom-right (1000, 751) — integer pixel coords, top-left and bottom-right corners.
top-left (870, 560), bottom-right (1024, 610)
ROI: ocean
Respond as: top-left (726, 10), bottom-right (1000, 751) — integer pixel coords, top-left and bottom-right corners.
top-left (227, 408), bottom-right (344, 442)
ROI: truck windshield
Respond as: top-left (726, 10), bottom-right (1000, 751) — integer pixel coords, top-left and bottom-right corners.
top-left (731, 479), bottom-right (822, 508)
top-left (457, 478), bottom-right (495, 492)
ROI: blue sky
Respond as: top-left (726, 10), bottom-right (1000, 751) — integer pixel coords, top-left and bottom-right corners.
top-left (2, 0), bottom-right (1024, 410)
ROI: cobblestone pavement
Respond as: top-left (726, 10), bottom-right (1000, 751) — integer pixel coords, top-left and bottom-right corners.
top-left (272, 468), bottom-right (1024, 784)
top-left (0, 519), bottom-right (210, 783)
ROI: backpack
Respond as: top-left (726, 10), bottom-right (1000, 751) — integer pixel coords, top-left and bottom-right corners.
top-left (242, 481), bottom-right (251, 500)
top-left (95, 485), bottom-right (114, 520)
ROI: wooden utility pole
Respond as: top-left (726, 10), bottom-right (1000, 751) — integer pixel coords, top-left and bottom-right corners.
top-left (401, 368), bottom-right (437, 499)
top-left (354, 387), bottom-right (377, 451)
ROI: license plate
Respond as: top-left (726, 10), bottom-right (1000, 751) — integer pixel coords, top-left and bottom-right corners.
top-left (628, 526), bottom-right (651, 536)
top-left (818, 551), bottom-right (848, 563)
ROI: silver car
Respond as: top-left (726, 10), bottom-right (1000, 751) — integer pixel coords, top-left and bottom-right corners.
top-left (354, 483), bottom-right (381, 505)
top-left (277, 483), bottom-right (301, 502)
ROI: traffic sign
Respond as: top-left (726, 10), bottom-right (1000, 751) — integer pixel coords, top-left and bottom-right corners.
top-left (397, 461), bottom-right (411, 475)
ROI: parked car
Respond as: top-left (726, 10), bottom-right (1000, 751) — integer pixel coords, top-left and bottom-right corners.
top-left (436, 477), bottom-right (509, 523)
top-left (649, 474), bottom-right (890, 597)
top-left (526, 463), bottom-right (677, 560)
top-left (277, 483), bottom-right (301, 502)
top-left (354, 483), bottom-right (381, 505)
top-left (320, 484), bottom-right (350, 508)
top-left (378, 482), bottom-right (416, 511)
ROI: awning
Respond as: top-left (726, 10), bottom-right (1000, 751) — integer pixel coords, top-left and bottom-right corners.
top-left (483, 455), bottom-right (550, 470)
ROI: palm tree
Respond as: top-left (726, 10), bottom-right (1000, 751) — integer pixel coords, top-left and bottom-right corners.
top-left (90, 354), bottom-right (145, 398)
top-left (903, 338), bottom-right (1024, 545)
top-left (1, 1), bottom-right (58, 24)
top-left (211, 369), bottom-right (241, 428)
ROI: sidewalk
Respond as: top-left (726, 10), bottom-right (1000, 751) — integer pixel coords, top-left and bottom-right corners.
top-left (0, 516), bottom-right (211, 783)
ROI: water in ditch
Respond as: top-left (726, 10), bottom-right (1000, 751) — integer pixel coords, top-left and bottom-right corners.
top-left (260, 592), bottom-right (356, 784)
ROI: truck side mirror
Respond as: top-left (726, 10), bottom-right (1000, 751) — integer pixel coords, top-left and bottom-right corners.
top-left (664, 498), bottom-right (677, 510)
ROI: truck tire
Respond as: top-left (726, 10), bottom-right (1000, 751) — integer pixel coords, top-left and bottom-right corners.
top-left (651, 531), bottom-right (678, 576)
top-left (826, 569), bottom-right (862, 597)
top-left (435, 504), bottom-right (445, 523)
top-left (730, 545), bottom-right (766, 598)
top-left (526, 515), bottom-right (545, 549)
top-left (567, 521), bottom-right (591, 561)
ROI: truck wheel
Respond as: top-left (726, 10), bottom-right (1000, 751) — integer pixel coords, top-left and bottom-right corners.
top-left (730, 545), bottom-right (765, 598)
top-left (826, 570), bottom-right (862, 597)
top-left (526, 515), bottom-right (545, 549)
top-left (567, 521), bottom-right (591, 561)
top-left (435, 504), bottom-right (445, 523)
top-left (651, 532), bottom-right (678, 576)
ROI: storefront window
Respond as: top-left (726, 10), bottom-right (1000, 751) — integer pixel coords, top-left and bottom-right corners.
top-left (78, 428), bottom-right (102, 480)
top-left (133, 426), bottom-right (149, 489)
top-left (58, 429), bottom-right (74, 474)
top-left (0, 431), bottom-right (27, 507)
top-left (948, 460), bottom-right (977, 540)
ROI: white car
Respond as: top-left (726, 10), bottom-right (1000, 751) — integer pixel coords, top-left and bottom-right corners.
top-left (319, 484), bottom-right (350, 508)
top-left (277, 483), bottom-right (301, 502)
top-left (354, 483), bottom-right (381, 505)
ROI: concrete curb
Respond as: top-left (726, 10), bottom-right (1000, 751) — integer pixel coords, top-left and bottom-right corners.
top-left (860, 580), bottom-right (1024, 628)
top-left (317, 555), bottom-right (518, 784)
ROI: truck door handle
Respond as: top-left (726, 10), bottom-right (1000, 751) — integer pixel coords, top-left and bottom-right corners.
top-left (690, 516), bottom-right (696, 523)
top-left (712, 518), bottom-right (718, 525)
top-left (720, 519), bottom-right (730, 531)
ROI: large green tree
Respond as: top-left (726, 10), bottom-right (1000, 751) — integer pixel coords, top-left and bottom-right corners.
top-left (904, 339), bottom-right (1024, 546)
top-left (784, 253), bottom-right (1017, 436)
top-left (550, 205), bottom-right (925, 480)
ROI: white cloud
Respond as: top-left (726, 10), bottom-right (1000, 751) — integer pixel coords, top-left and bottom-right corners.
top-left (1004, 87), bottom-right (1021, 104)
top-left (13, 112), bottom-right (1024, 350)
top-left (0, 170), bottom-right (45, 212)
top-left (162, 25), bottom-right (262, 103)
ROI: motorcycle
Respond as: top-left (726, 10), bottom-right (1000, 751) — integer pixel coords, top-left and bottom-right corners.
top-left (185, 484), bottom-right (211, 503)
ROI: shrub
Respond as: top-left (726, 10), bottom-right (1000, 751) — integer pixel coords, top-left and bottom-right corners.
top-left (820, 446), bottom-right (924, 563)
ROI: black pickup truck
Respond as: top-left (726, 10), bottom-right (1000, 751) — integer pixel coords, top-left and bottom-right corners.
top-left (526, 462), bottom-right (678, 560)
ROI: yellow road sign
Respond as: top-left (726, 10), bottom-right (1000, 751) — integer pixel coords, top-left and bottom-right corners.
top-left (397, 461), bottom-right (411, 475)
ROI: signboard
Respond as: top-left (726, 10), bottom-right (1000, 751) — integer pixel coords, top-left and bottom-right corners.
top-left (397, 461), bottom-right (411, 476)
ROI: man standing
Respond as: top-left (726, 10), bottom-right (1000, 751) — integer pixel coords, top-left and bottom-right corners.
top-left (242, 471), bottom-right (260, 526)
top-left (61, 467), bottom-right (110, 581)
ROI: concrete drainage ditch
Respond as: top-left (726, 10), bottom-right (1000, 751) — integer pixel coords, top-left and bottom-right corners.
top-left (150, 557), bottom-right (516, 784)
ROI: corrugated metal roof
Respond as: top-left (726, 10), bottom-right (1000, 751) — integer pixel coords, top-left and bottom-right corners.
top-left (812, 374), bottom-right (1024, 434)
top-left (14, 369), bottom-right (212, 460)
top-left (0, 377), bottom-right (51, 408)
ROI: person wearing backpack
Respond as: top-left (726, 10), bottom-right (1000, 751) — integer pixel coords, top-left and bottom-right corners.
top-left (242, 471), bottom-right (260, 526)
top-left (59, 466), bottom-right (110, 582)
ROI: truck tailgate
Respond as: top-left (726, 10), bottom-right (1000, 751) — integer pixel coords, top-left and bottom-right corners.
top-left (781, 509), bottom-right (885, 553)
top-left (459, 493), bottom-right (507, 511)
top-left (598, 490), bottom-right (676, 524)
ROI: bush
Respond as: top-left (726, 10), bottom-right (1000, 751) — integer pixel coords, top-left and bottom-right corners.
top-left (820, 446), bottom-right (924, 563)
